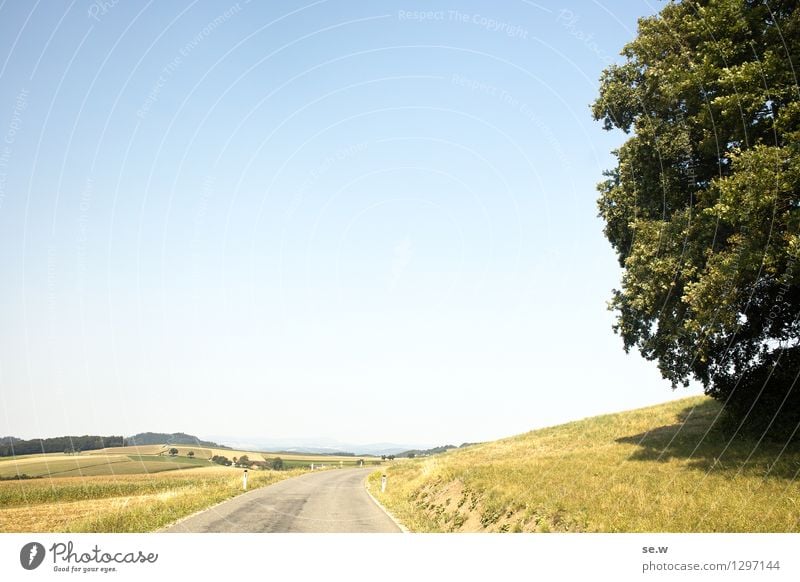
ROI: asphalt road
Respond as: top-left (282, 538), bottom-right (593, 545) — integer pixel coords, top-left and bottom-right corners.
top-left (162, 468), bottom-right (401, 533)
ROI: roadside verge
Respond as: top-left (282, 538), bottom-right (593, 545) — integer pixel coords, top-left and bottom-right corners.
top-left (364, 471), bottom-right (409, 533)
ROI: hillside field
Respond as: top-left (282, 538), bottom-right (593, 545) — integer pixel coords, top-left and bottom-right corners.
top-left (0, 453), bottom-right (212, 478)
top-left (0, 445), bottom-right (376, 479)
top-left (0, 441), bottom-right (379, 532)
top-left (368, 396), bottom-right (800, 532)
top-left (87, 444), bottom-right (373, 464)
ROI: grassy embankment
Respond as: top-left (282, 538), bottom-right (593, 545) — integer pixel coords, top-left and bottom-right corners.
top-left (367, 396), bottom-right (800, 532)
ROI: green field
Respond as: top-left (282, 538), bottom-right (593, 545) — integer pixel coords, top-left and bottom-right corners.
top-left (368, 396), bottom-right (800, 532)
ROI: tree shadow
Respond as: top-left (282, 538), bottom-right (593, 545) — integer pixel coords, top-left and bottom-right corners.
top-left (615, 399), bottom-right (800, 480)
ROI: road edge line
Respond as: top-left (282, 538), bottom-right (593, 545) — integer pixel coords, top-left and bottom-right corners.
top-left (363, 472), bottom-right (410, 533)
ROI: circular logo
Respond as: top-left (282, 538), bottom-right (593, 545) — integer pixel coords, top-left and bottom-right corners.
top-left (19, 542), bottom-right (46, 570)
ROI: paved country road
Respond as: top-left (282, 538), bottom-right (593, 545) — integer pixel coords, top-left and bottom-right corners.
top-left (162, 468), bottom-right (401, 533)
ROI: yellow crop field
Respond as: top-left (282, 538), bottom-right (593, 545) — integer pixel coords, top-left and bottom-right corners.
top-left (0, 466), bottom-right (306, 532)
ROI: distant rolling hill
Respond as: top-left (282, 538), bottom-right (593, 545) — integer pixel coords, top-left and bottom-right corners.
top-left (124, 432), bottom-right (228, 448)
top-left (369, 396), bottom-right (800, 532)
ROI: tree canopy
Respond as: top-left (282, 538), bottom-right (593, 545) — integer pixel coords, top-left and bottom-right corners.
top-left (593, 0), bottom-right (800, 437)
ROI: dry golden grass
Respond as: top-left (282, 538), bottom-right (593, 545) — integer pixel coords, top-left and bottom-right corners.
top-left (368, 396), bottom-right (800, 532)
top-left (0, 492), bottom-right (171, 532)
top-left (0, 466), bottom-right (306, 532)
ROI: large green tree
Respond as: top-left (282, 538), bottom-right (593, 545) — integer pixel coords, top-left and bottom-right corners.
top-left (593, 0), bottom-right (800, 437)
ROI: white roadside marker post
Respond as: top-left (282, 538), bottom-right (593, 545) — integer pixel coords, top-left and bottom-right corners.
top-left (311, 463), bottom-right (314, 471)
top-left (381, 474), bottom-right (387, 493)
top-left (242, 469), bottom-right (248, 491)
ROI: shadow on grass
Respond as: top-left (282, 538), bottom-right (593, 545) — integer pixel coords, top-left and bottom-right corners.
top-left (615, 399), bottom-right (800, 480)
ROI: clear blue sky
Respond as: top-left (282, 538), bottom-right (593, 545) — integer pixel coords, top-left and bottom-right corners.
top-left (0, 0), bottom-right (700, 445)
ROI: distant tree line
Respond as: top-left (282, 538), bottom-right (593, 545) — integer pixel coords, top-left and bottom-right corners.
top-left (0, 435), bottom-right (124, 457)
top-left (211, 454), bottom-right (285, 470)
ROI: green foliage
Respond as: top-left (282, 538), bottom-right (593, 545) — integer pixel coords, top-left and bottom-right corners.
top-left (593, 0), bottom-right (800, 438)
top-left (0, 474), bottom-right (41, 481)
top-left (270, 457), bottom-right (284, 470)
top-left (168, 448), bottom-right (179, 456)
top-left (211, 455), bottom-right (232, 466)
